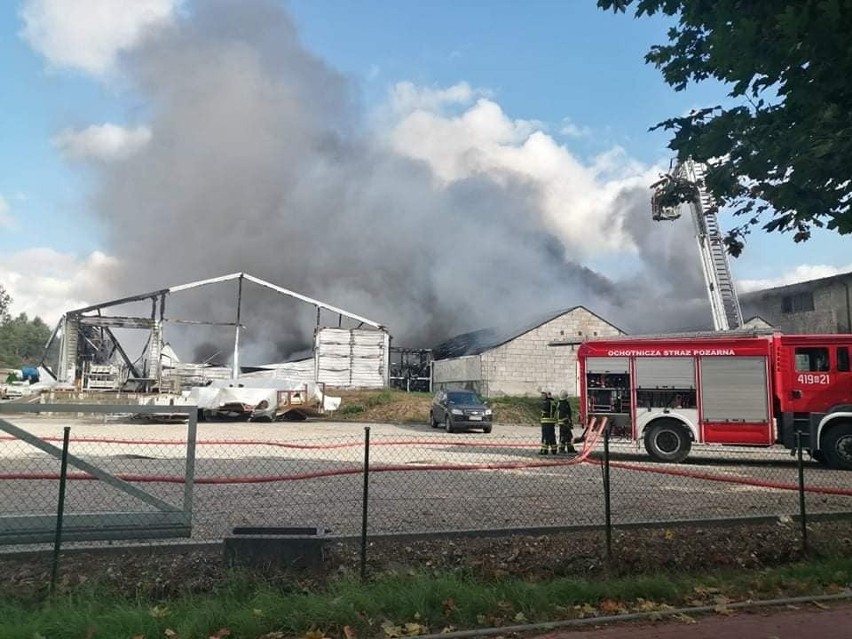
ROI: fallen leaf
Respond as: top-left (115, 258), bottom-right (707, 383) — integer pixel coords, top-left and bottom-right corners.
top-left (442, 598), bottom-right (457, 614)
top-left (150, 606), bottom-right (170, 619)
top-left (599, 599), bottom-right (627, 615)
top-left (714, 604), bottom-right (733, 616)
top-left (257, 634), bottom-right (287, 639)
top-left (812, 601), bottom-right (830, 610)
top-left (572, 603), bottom-right (598, 618)
top-left (164, 631), bottom-right (178, 639)
top-left (343, 625), bottom-right (357, 639)
top-left (675, 614), bottom-right (696, 624)
top-left (132, 635), bottom-right (145, 639)
top-left (440, 627), bottom-right (456, 634)
top-left (209, 630), bottom-right (231, 639)
top-left (513, 612), bottom-right (527, 622)
top-left (664, 529), bottom-right (675, 541)
top-left (381, 621), bottom-right (403, 638)
top-left (403, 622), bottom-right (428, 636)
top-left (304, 630), bottom-right (328, 639)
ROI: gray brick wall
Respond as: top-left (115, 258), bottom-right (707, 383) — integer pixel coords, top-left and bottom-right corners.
top-left (432, 355), bottom-right (482, 384)
top-left (481, 308), bottom-right (622, 397)
top-left (741, 275), bottom-right (852, 334)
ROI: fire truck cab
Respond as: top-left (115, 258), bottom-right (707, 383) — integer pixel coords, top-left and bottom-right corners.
top-left (578, 330), bottom-right (852, 470)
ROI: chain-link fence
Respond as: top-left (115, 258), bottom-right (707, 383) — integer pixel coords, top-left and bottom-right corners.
top-left (1, 408), bottom-right (851, 556)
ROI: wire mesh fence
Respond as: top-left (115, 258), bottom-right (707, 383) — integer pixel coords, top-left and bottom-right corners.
top-left (0, 408), bottom-right (851, 554)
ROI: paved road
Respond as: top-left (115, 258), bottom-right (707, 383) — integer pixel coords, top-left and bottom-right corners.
top-left (547, 603), bottom-right (852, 638)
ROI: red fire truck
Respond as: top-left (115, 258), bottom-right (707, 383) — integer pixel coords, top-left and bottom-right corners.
top-left (578, 330), bottom-right (852, 470)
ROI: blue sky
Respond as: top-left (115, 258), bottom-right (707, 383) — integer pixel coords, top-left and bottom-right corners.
top-left (0, 0), bottom-right (849, 321)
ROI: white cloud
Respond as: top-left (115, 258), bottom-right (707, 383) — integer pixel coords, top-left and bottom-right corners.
top-left (385, 83), bottom-right (661, 256)
top-left (53, 124), bottom-right (152, 161)
top-left (19, 0), bottom-right (179, 76)
top-left (0, 249), bottom-right (120, 324)
top-left (0, 195), bottom-right (14, 229)
top-left (559, 117), bottom-right (592, 138)
top-left (389, 81), bottom-right (485, 115)
top-left (738, 264), bottom-right (852, 293)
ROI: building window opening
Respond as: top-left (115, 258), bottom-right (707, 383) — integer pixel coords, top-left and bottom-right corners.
top-left (782, 292), bottom-right (815, 314)
top-left (795, 347), bottom-right (830, 372)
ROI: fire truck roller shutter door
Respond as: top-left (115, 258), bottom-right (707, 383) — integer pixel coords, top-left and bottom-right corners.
top-left (635, 357), bottom-right (695, 389)
top-left (585, 358), bottom-right (629, 374)
top-left (700, 357), bottom-right (769, 422)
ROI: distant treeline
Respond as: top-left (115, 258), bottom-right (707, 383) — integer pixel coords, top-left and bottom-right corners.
top-left (0, 286), bottom-right (51, 369)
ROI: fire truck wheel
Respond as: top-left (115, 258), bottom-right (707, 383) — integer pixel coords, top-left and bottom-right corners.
top-left (822, 423), bottom-right (852, 470)
top-left (644, 420), bottom-right (692, 464)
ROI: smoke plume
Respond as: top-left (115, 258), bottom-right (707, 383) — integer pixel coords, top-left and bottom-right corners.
top-left (88, 0), bottom-right (709, 362)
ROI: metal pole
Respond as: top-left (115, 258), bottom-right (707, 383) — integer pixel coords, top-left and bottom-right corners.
top-left (796, 431), bottom-right (808, 553)
top-left (183, 408), bottom-right (198, 517)
top-left (360, 426), bottom-right (371, 582)
top-left (50, 426), bottom-right (71, 594)
top-left (232, 276), bottom-right (243, 381)
top-left (603, 423), bottom-right (612, 563)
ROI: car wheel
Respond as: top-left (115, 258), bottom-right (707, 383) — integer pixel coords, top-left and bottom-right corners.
top-left (429, 411), bottom-right (437, 428)
top-left (445, 417), bottom-right (455, 433)
top-left (483, 425), bottom-right (492, 434)
top-left (644, 419), bottom-right (691, 463)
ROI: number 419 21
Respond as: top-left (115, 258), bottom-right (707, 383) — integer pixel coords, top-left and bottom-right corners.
top-left (797, 373), bottom-right (830, 385)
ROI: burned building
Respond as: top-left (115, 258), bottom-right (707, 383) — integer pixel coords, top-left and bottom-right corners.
top-left (431, 306), bottom-right (624, 397)
top-left (740, 271), bottom-right (852, 335)
top-left (42, 273), bottom-right (391, 393)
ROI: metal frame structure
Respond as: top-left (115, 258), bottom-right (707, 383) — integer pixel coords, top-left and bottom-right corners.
top-left (651, 158), bottom-right (744, 331)
top-left (41, 272), bottom-right (388, 391)
top-left (0, 402), bottom-right (197, 545)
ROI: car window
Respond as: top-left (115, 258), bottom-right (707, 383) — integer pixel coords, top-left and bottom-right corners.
top-left (447, 391), bottom-right (479, 404)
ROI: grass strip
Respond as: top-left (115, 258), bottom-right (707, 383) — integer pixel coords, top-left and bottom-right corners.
top-left (3, 557), bottom-right (851, 639)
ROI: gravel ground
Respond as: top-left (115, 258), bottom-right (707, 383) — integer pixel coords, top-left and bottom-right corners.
top-left (0, 414), bottom-right (850, 548)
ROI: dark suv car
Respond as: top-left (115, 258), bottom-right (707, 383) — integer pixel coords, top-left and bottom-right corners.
top-left (430, 389), bottom-right (492, 433)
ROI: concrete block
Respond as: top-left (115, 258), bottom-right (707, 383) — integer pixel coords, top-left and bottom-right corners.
top-left (224, 527), bottom-right (328, 570)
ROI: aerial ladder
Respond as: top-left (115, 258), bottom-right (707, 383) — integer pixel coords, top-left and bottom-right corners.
top-left (650, 158), bottom-right (743, 331)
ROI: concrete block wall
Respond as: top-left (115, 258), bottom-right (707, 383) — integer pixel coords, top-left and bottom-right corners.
top-left (742, 277), bottom-right (852, 334)
top-left (481, 308), bottom-right (622, 397)
top-left (432, 355), bottom-right (482, 385)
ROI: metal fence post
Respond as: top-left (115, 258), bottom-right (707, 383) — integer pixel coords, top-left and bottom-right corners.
top-left (50, 426), bottom-right (71, 595)
top-left (796, 431), bottom-right (808, 554)
top-left (360, 426), bottom-right (371, 582)
top-left (603, 422), bottom-right (613, 563)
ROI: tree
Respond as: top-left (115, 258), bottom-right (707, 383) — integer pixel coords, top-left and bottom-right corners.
top-left (599, 0), bottom-right (852, 255)
top-left (0, 289), bottom-right (51, 368)
top-left (0, 285), bottom-right (9, 324)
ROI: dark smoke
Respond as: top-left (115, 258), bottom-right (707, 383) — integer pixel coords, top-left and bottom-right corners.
top-left (90, 0), bottom-right (708, 363)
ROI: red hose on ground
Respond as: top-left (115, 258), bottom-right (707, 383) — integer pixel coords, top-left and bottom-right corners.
top-left (583, 457), bottom-right (852, 497)
top-left (2, 417), bottom-right (850, 497)
top-left (0, 435), bottom-right (540, 449)
top-left (0, 418), bottom-right (611, 484)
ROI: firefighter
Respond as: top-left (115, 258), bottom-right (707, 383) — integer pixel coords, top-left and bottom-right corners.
top-left (539, 391), bottom-right (557, 455)
top-left (556, 391), bottom-right (576, 454)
